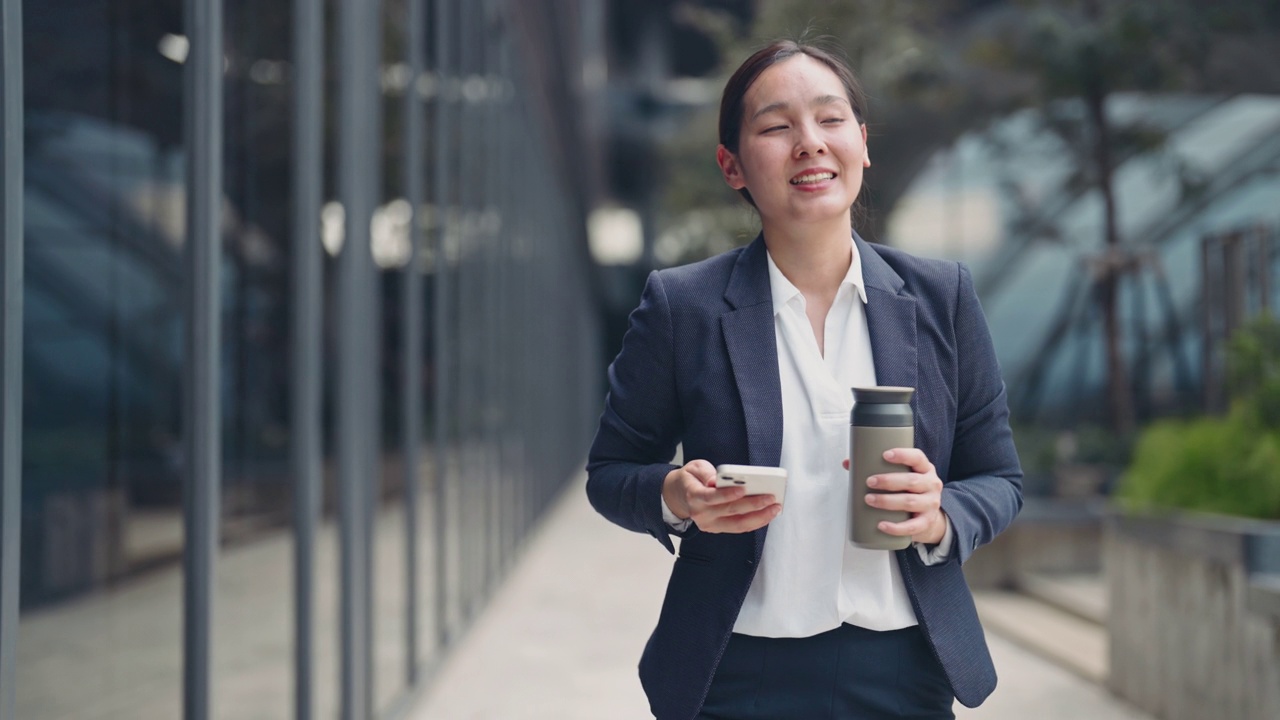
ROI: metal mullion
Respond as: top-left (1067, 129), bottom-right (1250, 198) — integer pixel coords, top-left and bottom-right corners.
top-left (501, 27), bottom-right (519, 572)
top-left (182, 0), bottom-right (223, 717)
top-left (337, 0), bottom-right (379, 716)
top-left (290, 0), bottom-right (324, 718)
top-left (458, 0), bottom-right (478, 624)
top-left (468, 20), bottom-right (486, 602)
top-left (362, 12), bottom-right (381, 702)
top-left (451, 46), bottom-right (467, 630)
top-left (431, 0), bottom-right (454, 652)
top-left (517, 88), bottom-right (534, 544)
top-left (481, 1), bottom-right (499, 599)
top-left (489, 23), bottom-right (503, 596)
top-left (490, 20), bottom-right (505, 575)
top-left (0, 1), bottom-right (22, 717)
top-left (488, 0), bottom-right (510, 579)
top-left (402, 0), bottom-right (427, 692)
top-left (533, 175), bottom-right (546, 510)
top-left (506, 112), bottom-right (520, 552)
top-left (470, 0), bottom-right (484, 621)
top-left (362, 5), bottom-right (382, 704)
top-left (529, 165), bottom-right (542, 513)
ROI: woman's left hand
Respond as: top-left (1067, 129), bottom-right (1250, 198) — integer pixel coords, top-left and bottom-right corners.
top-left (843, 448), bottom-right (948, 546)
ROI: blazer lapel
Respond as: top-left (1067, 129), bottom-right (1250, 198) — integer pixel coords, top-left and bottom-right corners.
top-left (858, 235), bottom-right (918, 395)
top-left (721, 235), bottom-right (783, 469)
top-left (721, 235), bottom-right (782, 561)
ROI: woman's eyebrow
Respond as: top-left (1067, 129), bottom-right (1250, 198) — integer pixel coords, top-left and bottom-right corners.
top-left (812, 94), bottom-right (849, 109)
top-left (750, 95), bottom-right (850, 122)
top-left (750, 101), bottom-right (790, 122)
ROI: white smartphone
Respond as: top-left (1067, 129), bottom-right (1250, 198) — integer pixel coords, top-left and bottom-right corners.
top-left (714, 464), bottom-right (788, 503)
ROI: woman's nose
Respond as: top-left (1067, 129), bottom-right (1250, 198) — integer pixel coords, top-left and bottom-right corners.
top-left (794, 122), bottom-right (826, 157)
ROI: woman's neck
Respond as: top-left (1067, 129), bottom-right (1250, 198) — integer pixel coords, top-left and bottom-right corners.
top-left (761, 219), bottom-right (853, 297)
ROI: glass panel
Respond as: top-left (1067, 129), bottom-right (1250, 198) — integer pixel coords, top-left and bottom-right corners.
top-left (212, 0), bottom-right (295, 716)
top-left (18, 2), bottom-right (186, 718)
top-left (416, 0), bottom-right (441, 671)
top-left (375, 0), bottom-right (409, 711)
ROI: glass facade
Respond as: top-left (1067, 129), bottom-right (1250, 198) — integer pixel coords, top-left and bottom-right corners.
top-left (3, 0), bottom-right (605, 718)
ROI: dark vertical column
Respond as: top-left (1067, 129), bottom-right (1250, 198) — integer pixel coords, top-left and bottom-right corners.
top-left (337, 0), bottom-right (378, 716)
top-left (182, 0), bottom-right (224, 717)
top-left (1259, 226), bottom-right (1272, 315)
top-left (0, 1), bottom-right (22, 718)
top-left (460, 0), bottom-right (483, 615)
top-left (492, 1), bottom-right (509, 582)
top-left (1225, 232), bottom-right (1245, 341)
top-left (431, 0), bottom-right (453, 652)
top-left (402, 0), bottom-right (427, 689)
top-left (453, 0), bottom-right (471, 623)
top-left (1201, 236), bottom-right (1215, 412)
top-left (481, 0), bottom-right (500, 597)
top-left (290, 0), bottom-right (323, 717)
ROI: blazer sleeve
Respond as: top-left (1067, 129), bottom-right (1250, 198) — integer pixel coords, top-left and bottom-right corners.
top-left (586, 271), bottom-right (691, 554)
top-left (938, 263), bottom-right (1024, 565)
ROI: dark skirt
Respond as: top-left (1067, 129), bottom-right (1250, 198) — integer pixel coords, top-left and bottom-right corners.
top-left (696, 623), bottom-right (956, 720)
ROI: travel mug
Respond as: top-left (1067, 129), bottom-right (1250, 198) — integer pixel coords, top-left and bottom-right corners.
top-left (850, 386), bottom-right (915, 550)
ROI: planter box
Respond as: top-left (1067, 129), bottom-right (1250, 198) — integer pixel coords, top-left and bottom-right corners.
top-left (1106, 510), bottom-right (1280, 720)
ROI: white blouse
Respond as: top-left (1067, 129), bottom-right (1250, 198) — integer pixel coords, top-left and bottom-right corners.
top-left (664, 238), bottom-right (953, 638)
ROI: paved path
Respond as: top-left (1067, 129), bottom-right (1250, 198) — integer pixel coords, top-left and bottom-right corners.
top-left (409, 476), bottom-right (1151, 720)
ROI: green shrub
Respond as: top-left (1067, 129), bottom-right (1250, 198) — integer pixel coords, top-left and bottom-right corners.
top-left (1117, 410), bottom-right (1280, 519)
top-left (1117, 314), bottom-right (1280, 520)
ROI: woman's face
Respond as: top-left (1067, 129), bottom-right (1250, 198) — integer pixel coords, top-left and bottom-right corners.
top-left (717, 54), bottom-right (869, 230)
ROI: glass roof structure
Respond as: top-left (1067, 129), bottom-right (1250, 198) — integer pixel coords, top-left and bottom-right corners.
top-left (888, 93), bottom-right (1280, 426)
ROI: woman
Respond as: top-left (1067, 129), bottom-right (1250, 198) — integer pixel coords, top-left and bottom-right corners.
top-left (587, 40), bottom-right (1022, 720)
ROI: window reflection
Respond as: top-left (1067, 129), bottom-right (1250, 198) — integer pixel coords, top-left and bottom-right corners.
top-left (19, 2), bottom-right (187, 718)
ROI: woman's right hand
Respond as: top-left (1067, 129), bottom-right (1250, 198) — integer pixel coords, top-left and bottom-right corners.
top-left (663, 459), bottom-right (782, 533)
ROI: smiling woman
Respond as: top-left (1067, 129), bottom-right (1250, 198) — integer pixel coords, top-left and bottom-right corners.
top-left (586, 39), bottom-right (1024, 720)
top-left (716, 54), bottom-right (871, 249)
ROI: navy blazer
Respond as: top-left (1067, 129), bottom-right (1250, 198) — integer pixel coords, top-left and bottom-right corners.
top-left (587, 234), bottom-right (1023, 720)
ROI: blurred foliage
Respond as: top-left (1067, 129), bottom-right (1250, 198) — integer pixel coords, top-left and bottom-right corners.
top-left (1118, 315), bottom-right (1280, 519)
top-left (1117, 409), bottom-right (1280, 520)
top-left (1226, 313), bottom-right (1280, 429)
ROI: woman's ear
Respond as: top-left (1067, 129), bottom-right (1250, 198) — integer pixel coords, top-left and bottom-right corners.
top-left (716, 145), bottom-right (747, 190)
top-left (861, 124), bottom-right (871, 168)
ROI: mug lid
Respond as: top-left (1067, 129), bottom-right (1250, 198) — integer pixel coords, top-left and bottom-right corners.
top-left (851, 386), bottom-right (915, 404)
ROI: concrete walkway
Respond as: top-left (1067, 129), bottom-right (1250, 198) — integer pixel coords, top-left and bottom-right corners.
top-left (408, 476), bottom-right (1151, 720)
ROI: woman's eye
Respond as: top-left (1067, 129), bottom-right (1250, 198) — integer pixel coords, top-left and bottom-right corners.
top-left (821, 117), bottom-right (845, 125)
top-left (762, 125), bottom-right (787, 133)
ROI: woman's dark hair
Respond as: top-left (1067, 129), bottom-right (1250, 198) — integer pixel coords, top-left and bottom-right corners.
top-left (718, 40), bottom-right (869, 211)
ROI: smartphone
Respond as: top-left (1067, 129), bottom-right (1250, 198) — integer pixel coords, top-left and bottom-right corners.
top-left (714, 464), bottom-right (788, 503)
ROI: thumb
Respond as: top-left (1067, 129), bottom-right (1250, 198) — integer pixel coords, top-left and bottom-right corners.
top-left (684, 459), bottom-right (718, 486)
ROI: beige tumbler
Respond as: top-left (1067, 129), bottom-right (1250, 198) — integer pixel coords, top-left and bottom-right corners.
top-left (850, 386), bottom-right (915, 550)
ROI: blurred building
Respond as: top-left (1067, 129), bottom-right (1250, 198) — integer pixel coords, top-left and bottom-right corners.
top-left (0, 0), bottom-right (747, 718)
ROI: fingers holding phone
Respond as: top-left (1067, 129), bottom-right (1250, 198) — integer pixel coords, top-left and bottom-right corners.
top-left (662, 461), bottom-right (784, 534)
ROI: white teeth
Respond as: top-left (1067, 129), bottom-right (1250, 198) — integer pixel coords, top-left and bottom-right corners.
top-left (791, 172), bottom-right (835, 185)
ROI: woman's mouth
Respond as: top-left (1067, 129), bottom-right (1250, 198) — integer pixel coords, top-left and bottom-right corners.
top-left (790, 171), bottom-right (836, 185)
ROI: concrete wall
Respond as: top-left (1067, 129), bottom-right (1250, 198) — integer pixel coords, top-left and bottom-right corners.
top-left (1106, 513), bottom-right (1280, 720)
